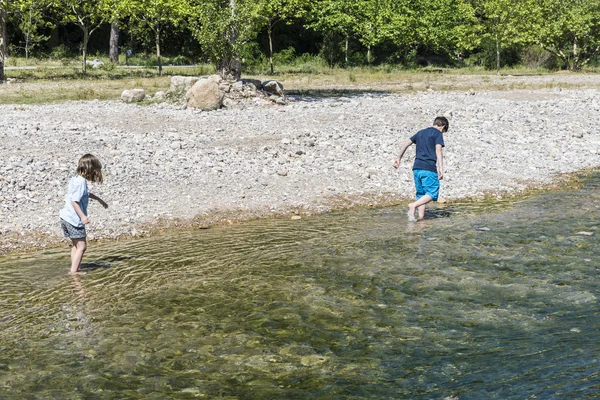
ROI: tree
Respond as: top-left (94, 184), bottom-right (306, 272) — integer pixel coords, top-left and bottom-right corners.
top-left (307, 0), bottom-right (358, 66)
top-left (124, 0), bottom-right (190, 75)
top-left (190, 0), bottom-right (256, 80)
top-left (15, 0), bottom-right (55, 60)
top-left (469, 0), bottom-right (536, 73)
top-left (406, 0), bottom-right (478, 57)
top-left (534, 0), bottom-right (600, 70)
top-left (59, 0), bottom-right (109, 73)
top-left (250, 0), bottom-right (306, 73)
top-left (352, 0), bottom-right (397, 64)
top-left (308, 0), bottom-right (397, 65)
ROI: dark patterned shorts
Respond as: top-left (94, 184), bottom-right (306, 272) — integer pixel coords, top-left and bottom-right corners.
top-left (60, 219), bottom-right (86, 239)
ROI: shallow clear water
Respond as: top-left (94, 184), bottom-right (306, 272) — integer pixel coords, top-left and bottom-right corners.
top-left (1, 173), bottom-right (599, 399)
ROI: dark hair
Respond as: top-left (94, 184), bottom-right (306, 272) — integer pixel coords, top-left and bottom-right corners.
top-left (433, 116), bottom-right (449, 132)
top-left (77, 154), bottom-right (103, 183)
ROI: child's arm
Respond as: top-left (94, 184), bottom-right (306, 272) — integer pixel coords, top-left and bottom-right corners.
top-left (72, 201), bottom-right (91, 224)
top-left (436, 144), bottom-right (444, 180)
top-left (90, 192), bottom-right (108, 209)
top-left (393, 139), bottom-right (413, 169)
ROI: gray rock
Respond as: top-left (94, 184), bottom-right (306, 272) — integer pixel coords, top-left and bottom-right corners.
top-left (153, 91), bottom-right (166, 101)
top-left (263, 80), bottom-right (284, 96)
top-left (186, 75), bottom-right (224, 111)
top-left (86, 59), bottom-right (104, 69)
top-left (121, 89), bottom-right (146, 103)
top-left (170, 76), bottom-right (201, 91)
top-left (231, 81), bottom-right (244, 92)
top-left (242, 78), bottom-right (263, 90)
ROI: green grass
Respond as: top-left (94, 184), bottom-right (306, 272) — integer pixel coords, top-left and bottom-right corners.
top-left (0, 77), bottom-right (173, 104)
top-left (2, 56), bottom-right (600, 105)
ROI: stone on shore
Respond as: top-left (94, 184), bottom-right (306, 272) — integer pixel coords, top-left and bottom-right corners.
top-left (86, 59), bottom-right (104, 69)
top-left (121, 89), bottom-right (146, 103)
top-left (186, 75), bottom-right (224, 111)
top-left (263, 80), bottom-right (284, 96)
top-left (170, 76), bottom-right (201, 91)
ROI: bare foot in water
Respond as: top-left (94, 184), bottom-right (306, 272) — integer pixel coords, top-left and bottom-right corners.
top-left (69, 270), bottom-right (86, 275)
top-left (407, 204), bottom-right (417, 222)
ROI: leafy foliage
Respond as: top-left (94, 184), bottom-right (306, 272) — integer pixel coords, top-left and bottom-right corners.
top-left (534, 0), bottom-right (600, 70)
top-left (2, 0), bottom-right (600, 82)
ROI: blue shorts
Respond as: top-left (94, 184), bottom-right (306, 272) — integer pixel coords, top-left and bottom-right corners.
top-left (413, 169), bottom-right (440, 201)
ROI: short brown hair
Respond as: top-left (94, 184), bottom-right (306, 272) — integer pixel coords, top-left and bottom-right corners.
top-left (77, 154), bottom-right (103, 183)
top-left (433, 116), bottom-right (449, 132)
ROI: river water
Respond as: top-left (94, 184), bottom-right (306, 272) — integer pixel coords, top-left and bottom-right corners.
top-left (1, 172), bottom-right (599, 399)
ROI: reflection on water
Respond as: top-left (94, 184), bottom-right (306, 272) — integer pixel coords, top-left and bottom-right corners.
top-left (1, 173), bottom-right (599, 398)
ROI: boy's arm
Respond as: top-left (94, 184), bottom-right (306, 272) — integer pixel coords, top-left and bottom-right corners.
top-left (393, 139), bottom-right (413, 169)
top-left (89, 192), bottom-right (108, 209)
top-left (436, 144), bottom-right (444, 180)
top-left (72, 201), bottom-right (90, 224)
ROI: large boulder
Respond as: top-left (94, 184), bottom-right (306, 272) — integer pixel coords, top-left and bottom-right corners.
top-left (186, 75), bottom-right (224, 111)
top-left (121, 88), bottom-right (146, 103)
top-left (262, 80), bottom-right (284, 96)
top-left (170, 76), bottom-right (201, 91)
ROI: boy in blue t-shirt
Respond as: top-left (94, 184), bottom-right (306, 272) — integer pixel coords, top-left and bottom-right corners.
top-left (393, 116), bottom-right (449, 221)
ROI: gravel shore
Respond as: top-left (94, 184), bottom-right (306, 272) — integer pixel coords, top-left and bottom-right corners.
top-left (2, 77), bottom-right (600, 253)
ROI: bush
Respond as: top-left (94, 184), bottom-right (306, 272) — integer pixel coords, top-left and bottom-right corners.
top-left (273, 47), bottom-right (297, 65)
top-left (348, 51), bottom-right (368, 67)
top-left (50, 44), bottom-right (72, 59)
top-left (169, 55), bottom-right (192, 65)
top-left (99, 62), bottom-right (117, 71)
top-left (522, 45), bottom-right (560, 70)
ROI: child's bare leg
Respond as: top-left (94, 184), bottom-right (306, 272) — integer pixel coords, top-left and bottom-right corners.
top-left (70, 238), bottom-right (87, 274)
top-left (408, 195), bottom-right (432, 221)
top-left (417, 204), bottom-right (426, 220)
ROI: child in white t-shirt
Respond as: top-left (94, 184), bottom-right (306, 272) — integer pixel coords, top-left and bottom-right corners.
top-left (59, 154), bottom-right (108, 274)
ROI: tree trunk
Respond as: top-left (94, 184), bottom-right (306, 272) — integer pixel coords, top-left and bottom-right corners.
top-left (219, 58), bottom-right (241, 81)
top-left (496, 37), bottom-right (501, 75)
top-left (367, 45), bottom-right (371, 64)
top-left (109, 21), bottom-right (120, 63)
top-left (25, 7), bottom-right (32, 60)
top-left (0, 2), bottom-right (6, 83)
top-left (572, 35), bottom-right (578, 71)
top-left (155, 25), bottom-right (162, 76)
top-left (345, 35), bottom-right (349, 65)
top-left (82, 28), bottom-right (89, 73)
top-left (268, 24), bottom-right (273, 74)
top-left (218, 0), bottom-right (241, 80)
top-left (229, 0), bottom-right (237, 44)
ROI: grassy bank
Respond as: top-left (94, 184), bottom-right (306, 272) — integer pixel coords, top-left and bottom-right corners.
top-left (2, 57), bottom-right (600, 105)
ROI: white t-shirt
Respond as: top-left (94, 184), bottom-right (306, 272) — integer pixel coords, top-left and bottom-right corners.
top-left (59, 176), bottom-right (89, 227)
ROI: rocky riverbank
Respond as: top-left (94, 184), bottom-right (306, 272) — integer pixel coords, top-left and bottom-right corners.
top-left (1, 80), bottom-right (600, 253)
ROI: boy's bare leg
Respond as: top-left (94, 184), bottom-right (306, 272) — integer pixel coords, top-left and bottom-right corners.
top-left (408, 195), bottom-right (432, 221)
top-left (417, 204), bottom-right (426, 220)
top-left (70, 238), bottom-right (87, 274)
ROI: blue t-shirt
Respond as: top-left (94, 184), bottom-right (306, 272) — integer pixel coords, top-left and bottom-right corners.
top-left (59, 175), bottom-right (89, 227)
top-left (410, 127), bottom-right (445, 173)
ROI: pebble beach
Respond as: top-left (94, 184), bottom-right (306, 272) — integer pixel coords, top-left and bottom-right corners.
top-left (1, 75), bottom-right (600, 253)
